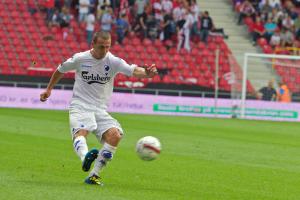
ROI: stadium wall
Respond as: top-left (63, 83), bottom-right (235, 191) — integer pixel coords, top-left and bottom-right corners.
top-left (0, 87), bottom-right (299, 122)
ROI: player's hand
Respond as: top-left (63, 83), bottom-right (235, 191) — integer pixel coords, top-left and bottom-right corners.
top-left (40, 90), bottom-right (51, 102)
top-left (145, 64), bottom-right (158, 78)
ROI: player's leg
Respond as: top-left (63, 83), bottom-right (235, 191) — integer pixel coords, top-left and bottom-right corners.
top-left (73, 130), bottom-right (99, 172)
top-left (85, 111), bottom-right (123, 185)
top-left (73, 130), bottom-right (89, 162)
top-left (85, 127), bottom-right (121, 185)
top-left (89, 127), bottom-right (121, 176)
top-left (70, 109), bottom-right (98, 171)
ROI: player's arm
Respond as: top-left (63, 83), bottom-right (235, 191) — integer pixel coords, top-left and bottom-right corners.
top-left (40, 69), bottom-right (64, 102)
top-left (132, 64), bottom-right (158, 78)
top-left (40, 54), bottom-right (79, 102)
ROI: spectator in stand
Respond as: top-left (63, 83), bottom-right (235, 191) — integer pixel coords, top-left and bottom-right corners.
top-left (28, 0), bottom-right (38, 15)
top-left (133, 8), bottom-right (148, 39)
top-left (134, 0), bottom-right (148, 17)
top-left (97, 0), bottom-right (111, 19)
top-left (264, 17), bottom-right (278, 42)
top-left (100, 6), bottom-right (114, 32)
top-left (293, 0), bottom-right (300, 7)
top-left (120, 0), bottom-right (130, 18)
top-left (58, 6), bottom-right (72, 28)
top-left (176, 19), bottom-right (185, 52)
top-left (160, 11), bottom-right (176, 41)
top-left (237, 0), bottom-right (256, 25)
top-left (64, 0), bottom-right (73, 8)
top-left (280, 27), bottom-right (294, 47)
top-left (50, 9), bottom-right (61, 27)
top-left (190, 0), bottom-right (200, 38)
top-left (294, 14), bottom-right (300, 40)
top-left (250, 0), bottom-right (260, 11)
top-left (115, 12), bottom-right (130, 44)
top-left (44, 0), bottom-right (55, 26)
top-left (257, 80), bottom-right (277, 101)
top-left (86, 10), bottom-right (96, 45)
top-left (172, 2), bottom-right (186, 23)
top-left (161, 0), bottom-right (173, 15)
top-left (285, 1), bottom-right (299, 19)
top-left (277, 82), bottom-right (291, 102)
top-left (282, 13), bottom-right (294, 30)
top-left (270, 7), bottom-right (284, 25)
top-left (89, 0), bottom-right (97, 13)
top-left (270, 28), bottom-right (281, 47)
top-left (251, 16), bottom-right (265, 45)
top-left (181, 9), bottom-right (194, 52)
top-left (78, 0), bottom-right (90, 22)
top-left (199, 11), bottom-right (213, 44)
top-left (145, 13), bottom-right (159, 40)
top-left (153, 0), bottom-right (163, 23)
top-left (259, 0), bottom-right (281, 9)
top-left (260, 0), bottom-right (273, 20)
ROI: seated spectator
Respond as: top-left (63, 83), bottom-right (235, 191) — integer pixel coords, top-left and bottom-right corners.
top-left (251, 16), bottom-right (265, 45)
top-left (280, 27), bottom-right (294, 47)
top-left (251, 0), bottom-right (261, 11)
top-left (270, 7), bottom-right (284, 25)
top-left (264, 17), bottom-right (278, 42)
top-left (282, 13), bottom-right (294, 30)
top-left (270, 29), bottom-right (281, 47)
top-left (259, 0), bottom-right (281, 9)
top-left (294, 15), bottom-right (300, 40)
top-left (260, 0), bottom-right (273, 19)
top-left (257, 80), bottom-right (277, 101)
top-left (237, 0), bottom-right (256, 25)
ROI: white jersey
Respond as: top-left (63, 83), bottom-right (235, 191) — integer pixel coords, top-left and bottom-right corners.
top-left (57, 50), bottom-right (135, 110)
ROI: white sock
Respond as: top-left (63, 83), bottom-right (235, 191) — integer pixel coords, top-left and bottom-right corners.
top-left (73, 136), bottom-right (89, 162)
top-left (89, 143), bottom-right (117, 177)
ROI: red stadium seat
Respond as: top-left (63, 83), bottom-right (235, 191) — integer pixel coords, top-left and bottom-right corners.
top-left (151, 75), bottom-right (161, 83)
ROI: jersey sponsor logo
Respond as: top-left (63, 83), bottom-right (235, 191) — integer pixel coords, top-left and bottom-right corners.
top-left (81, 64), bottom-right (93, 68)
top-left (81, 71), bottom-right (111, 84)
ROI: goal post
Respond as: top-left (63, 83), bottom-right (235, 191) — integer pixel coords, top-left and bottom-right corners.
top-left (240, 52), bottom-right (300, 120)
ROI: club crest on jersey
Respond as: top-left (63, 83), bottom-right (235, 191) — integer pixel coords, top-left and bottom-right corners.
top-left (104, 65), bottom-right (110, 76)
top-left (81, 71), bottom-right (111, 84)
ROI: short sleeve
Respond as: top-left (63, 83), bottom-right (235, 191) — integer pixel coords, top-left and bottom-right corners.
top-left (110, 55), bottom-right (135, 76)
top-left (57, 54), bottom-right (79, 73)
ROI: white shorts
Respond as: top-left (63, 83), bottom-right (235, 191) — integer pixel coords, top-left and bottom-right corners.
top-left (69, 107), bottom-right (123, 143)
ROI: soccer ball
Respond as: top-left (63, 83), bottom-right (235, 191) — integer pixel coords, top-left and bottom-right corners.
top-left (136, 136), bottom-right (161, 161)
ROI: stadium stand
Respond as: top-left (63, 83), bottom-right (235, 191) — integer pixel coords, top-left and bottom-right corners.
top-left (232, 0), bottom-right (300, 93)
top-left (1, 0), bottom-right (256, 94)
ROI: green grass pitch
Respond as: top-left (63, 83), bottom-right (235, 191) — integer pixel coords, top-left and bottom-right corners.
top-left (0, 107), bottom-right (300, 200)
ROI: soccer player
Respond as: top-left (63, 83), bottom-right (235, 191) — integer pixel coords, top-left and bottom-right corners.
top-left (40, 31), bottom-right (158, 186)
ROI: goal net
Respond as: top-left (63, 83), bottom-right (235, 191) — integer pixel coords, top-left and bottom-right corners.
top-left (236, 52), bottom-right (300, 121)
